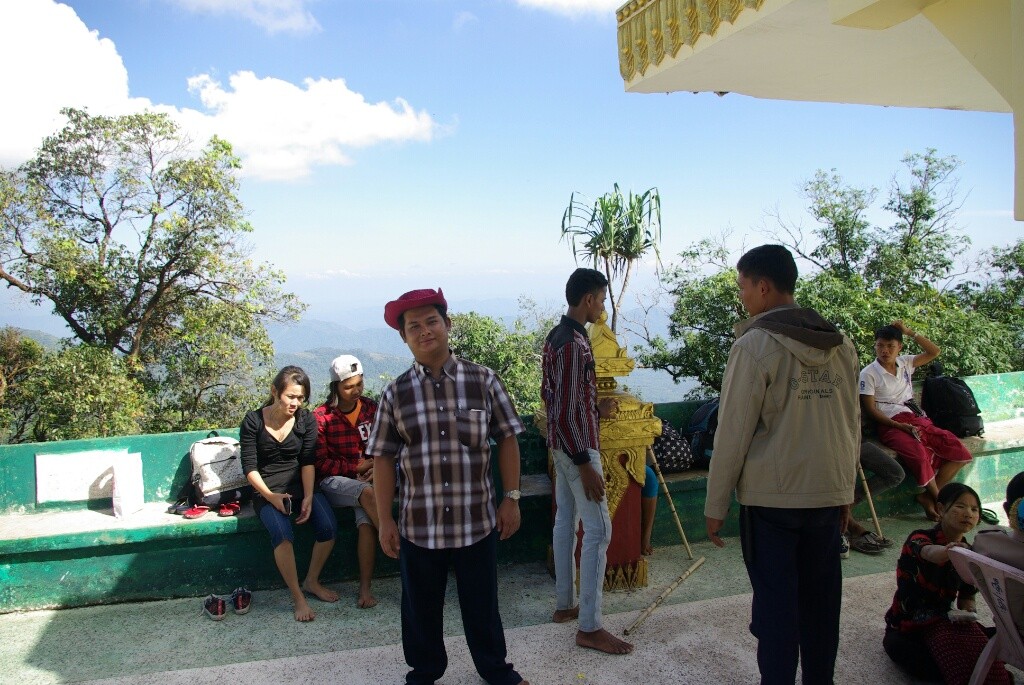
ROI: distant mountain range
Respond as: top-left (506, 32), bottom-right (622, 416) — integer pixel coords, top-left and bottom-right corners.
top-left (6, 317), bottom-right (699, 406)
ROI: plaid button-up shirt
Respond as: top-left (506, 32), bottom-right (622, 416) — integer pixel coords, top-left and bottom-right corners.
top-left (313, 396), bottom-right (378, 482)
top-left (365, 353), bottom-right (524, 549)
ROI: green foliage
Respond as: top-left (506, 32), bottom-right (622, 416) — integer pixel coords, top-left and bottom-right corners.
top-left (0, 328), bottom-right (45, 443)
top-left (561, 183), bottom-right (661, 332)
top-left (639, 151), bottom-right (1021, 393)
top-left (25, 345), bottom-right (149, 442)
top-left (449, 301), bottom-right (556, 417)
top-left (0, 108), bottom-right (304, 437)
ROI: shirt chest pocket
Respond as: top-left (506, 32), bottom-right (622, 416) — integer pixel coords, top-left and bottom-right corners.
top-left (456, 406), bottom-right (489, 448)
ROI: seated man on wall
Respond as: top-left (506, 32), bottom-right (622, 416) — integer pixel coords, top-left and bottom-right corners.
top-left (859, 321), bottom-right (972, 521)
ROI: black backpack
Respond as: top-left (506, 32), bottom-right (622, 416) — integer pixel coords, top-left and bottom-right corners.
top-left (651, 423), bottom-right (695, 473)
top-left (920, 363), bottom-right (984, 438)
top-left (684, 397), bottom-right (719, 469)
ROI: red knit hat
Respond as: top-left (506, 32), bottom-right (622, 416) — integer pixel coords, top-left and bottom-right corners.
top-left (383, 288), bottom-right (447, 330)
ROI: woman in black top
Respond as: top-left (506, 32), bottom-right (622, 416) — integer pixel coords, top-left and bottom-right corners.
top-left (240, 366), bottom-right (338, 621)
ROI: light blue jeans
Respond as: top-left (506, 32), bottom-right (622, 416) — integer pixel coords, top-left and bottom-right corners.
top-left (552, 448), bottom-right (612, 633)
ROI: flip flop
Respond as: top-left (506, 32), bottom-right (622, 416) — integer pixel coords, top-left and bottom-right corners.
top-left (218, 502), bottom-right (241, 517)
top-left (166, 500), bottom-right (190, 515)
top-left (182, 505), bottom-right (210, 519)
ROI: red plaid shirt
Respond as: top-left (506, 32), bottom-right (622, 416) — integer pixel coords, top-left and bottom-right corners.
top-left (314, 397), bottom-right (379, 482)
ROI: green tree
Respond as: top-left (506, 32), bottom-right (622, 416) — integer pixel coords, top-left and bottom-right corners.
top-left (26, 345), bottom-right (149, 442)
top-left (0, 328), bottom-right (45, 443)
top-left (561, 183), bottom-right (661, 332)
top-left (639, 152), bottom-right (1021, 394)
top-left (449, 302), bottom-right (555, 417)
top-left (0, 108), bottom-right (304, 433)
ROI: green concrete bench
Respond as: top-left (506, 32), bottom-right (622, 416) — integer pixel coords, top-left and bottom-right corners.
top-left (0, 426), bottom-right (554, 613)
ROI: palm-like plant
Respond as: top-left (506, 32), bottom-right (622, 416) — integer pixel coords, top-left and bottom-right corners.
top-left (561, 183), bottom-right (662, 332)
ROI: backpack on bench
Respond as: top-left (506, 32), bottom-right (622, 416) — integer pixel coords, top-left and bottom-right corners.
top-left (187, 432), bottom-right (252, 507)
top-left (684, 397), bottom-right (720, 469)
top-left (921, 362), bottom-right (984, 438)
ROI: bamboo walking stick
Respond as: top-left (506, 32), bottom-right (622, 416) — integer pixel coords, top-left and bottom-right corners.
top-left (858, 461), bottom-right (885, 539)
top-left (647, 446), bottom-right (694, 560)
top-left (624, 556), bottom-right (706, 635)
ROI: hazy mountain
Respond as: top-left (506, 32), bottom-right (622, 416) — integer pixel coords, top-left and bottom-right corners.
top-left (7, 327), bottom-right (63, 350)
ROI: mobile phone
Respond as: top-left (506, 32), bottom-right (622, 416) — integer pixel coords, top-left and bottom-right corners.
top-left (282, 497), bottom-right (292, 515)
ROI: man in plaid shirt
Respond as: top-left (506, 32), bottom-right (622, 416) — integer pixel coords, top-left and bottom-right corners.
top-left (367, 288), bottom-right (530, 685)
top-left (542, 268), bottom-right (632, 656)
top-left (314, 354), bottom-right (380, 609)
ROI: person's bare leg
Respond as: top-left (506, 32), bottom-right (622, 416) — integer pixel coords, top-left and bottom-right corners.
top-left (847, 518), bottom-right (868, 538)
top-left (356, 523), bottom-right (378, 608)
top-left (640, 496), bottom-right (656, 556)
top-left (576, 628), bottom-right (634, 655)
top-left (301, 538), bottom-right (339, 603)
top-left (359, 487), bottom-right (380, 530)
top-left (916, 480), bottom-right (940, 521)
top-left (552, 606), bottom-right (579, 623)
top-left (935, 460), bottom-right (967, 490)
top-left (272, 541), bottom-right (315, 621)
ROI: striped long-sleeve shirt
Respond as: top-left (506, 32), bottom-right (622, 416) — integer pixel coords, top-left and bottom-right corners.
top-left (541, 316), bottom-right (599, 465)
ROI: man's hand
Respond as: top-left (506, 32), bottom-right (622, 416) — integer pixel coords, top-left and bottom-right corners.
top-left (706, 516), bottom-right (725, 548)
top-left (496, 498), bottom-right (521, 540)
top-left (597, 398), bottom-right (619, 419)
top-left (579, 462), bottom-right (605, 501)
top-left (895, 422), bottom-right (922, 441)
top-left (378, 517), bottom-right (400, 559)
top-left (892, 320), bottom-right (913, 336)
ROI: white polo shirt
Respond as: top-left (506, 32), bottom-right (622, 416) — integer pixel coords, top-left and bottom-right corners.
top-left (859, 354), bottom-right (917, 419)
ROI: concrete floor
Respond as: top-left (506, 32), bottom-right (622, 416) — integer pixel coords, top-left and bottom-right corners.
top-left (0, 512), bottom-right (1014, 685)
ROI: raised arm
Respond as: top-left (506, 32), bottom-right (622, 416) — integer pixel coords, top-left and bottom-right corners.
top-left (892, 320), bottom-right (939, 369)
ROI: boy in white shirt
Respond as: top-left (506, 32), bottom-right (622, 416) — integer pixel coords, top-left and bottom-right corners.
top-left (859, 322), bottom-right (972, 520)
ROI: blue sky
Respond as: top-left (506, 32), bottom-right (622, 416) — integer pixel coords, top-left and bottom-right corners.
top-left (0, 0), bottom-right (1018, 332)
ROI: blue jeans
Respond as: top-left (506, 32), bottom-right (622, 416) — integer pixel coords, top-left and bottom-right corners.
top-left (552, 448), bottom-right (612, 633)
top-left (256, 491), bottom-right (336, 549)
top-left (741, 505), bottom-right (842, 685)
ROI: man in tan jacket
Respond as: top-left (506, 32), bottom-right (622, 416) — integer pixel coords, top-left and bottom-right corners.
top-left (705, 244), bottom-right (860, 685)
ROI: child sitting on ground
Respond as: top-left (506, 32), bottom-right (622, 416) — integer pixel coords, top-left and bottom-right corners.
top-left (883, 482), bottom-right (1011, 684)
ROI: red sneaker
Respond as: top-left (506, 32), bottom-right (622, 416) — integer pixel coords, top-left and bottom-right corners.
top-left (203, 594), bottom-right (226, 621)
top-left (230, 587), bottom-right (252, 615)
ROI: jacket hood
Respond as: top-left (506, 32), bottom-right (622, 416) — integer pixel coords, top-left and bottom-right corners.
top-left (735, 304), bottom-right (847, 366)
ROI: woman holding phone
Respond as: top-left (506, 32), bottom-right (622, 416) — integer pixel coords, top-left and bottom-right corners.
top-left (240, 365), bottom-right (338, 621)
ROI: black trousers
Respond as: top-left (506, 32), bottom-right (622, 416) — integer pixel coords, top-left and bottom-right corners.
top-left (741, 505), bottom-right (843, 685)
top-left (399, 529), bottom-right (521, 685)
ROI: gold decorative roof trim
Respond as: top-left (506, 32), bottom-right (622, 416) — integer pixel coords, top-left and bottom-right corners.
top-left (617, 0), bottom-right (765, 81)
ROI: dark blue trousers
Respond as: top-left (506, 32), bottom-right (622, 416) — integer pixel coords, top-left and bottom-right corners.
top-left (399, 530), bottom-right (521, 685)
top-left (741, 505), bottom-right (843, 685)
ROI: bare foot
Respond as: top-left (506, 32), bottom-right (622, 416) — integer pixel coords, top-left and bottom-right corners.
top-left (916, 492), bottom-right (939, 521)
top-left (641, 541), bottom-right (653, 556)
top-left (357, 590), bottom-right (378, 609)
top-left (302, 581), bottom-right (339, 603)
top-left (552, 606), bottom-right (579, 623)
top-left (294, 596), bottom-right (316, 622)
top-left (576, 628), bottom-right (633, 654)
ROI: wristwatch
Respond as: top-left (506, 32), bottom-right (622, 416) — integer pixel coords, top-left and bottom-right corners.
top-left (504, 489), bottom-right (521, 502)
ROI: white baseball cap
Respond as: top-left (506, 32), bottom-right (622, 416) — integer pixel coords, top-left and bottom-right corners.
top-left (329, 355), bottom-right (363, 383)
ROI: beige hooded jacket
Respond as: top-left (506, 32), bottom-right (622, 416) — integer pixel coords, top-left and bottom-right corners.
top-left (704, 304), bottom-right (860, 520)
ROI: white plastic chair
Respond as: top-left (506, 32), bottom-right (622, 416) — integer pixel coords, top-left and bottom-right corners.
top-left (948, 546), bottom-right (1024, 685)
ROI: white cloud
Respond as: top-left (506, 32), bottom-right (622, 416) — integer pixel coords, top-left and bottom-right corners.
top-left (166, 0), bottom-right (321, 34)
top-left (514, 0), bottom-right (622, 17)
top-left (0, 1), bottom-right (439, 181)
top-left (0, 0), bottom-right (153, 165)
top-left (179, 72), bottom-right (437, 180)
top-left (304, 269), bottom-right (369, 280)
